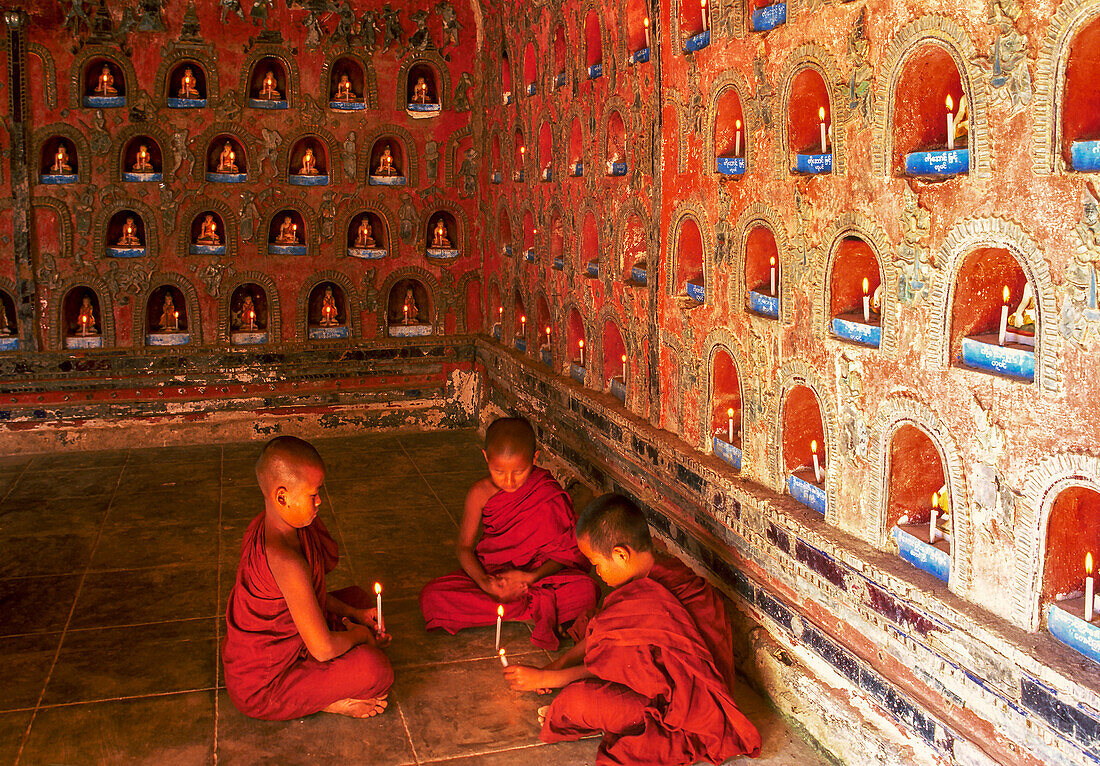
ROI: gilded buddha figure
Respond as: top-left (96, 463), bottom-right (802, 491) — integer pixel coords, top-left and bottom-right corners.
top-left (275, 216), bottom-right (298, 244)
top-left (298, 146), bottom-right (319, 175)
top-left (412, 76), bottom-right (431, 104)
top-left (375, 145), bottom-right (399, 176)
top-left (216, 141), bottom-right (238, 173)
top-left (197, 214), bottom-right (220, 246)
top-left (51, 146), bottom-right (73, 175)
top-left (157, 294), bottom-right (180, 332)
top-left (431, 219), bottom-right (451, 249)
top-left (77, 295), bottom-right (99, 335)
top-left (116, 217), bottom-right (142, 247)
top-left (333, 72), bottom-right (356, 102)
top-left (94, 64), bottom-right (117, 96)
top-left (178, 67), bottom-right (200, 99)
top-left (319, 286), bottom-right (339, 327)
top-left (354, 218), bottom-right (376, 249)
top-left (258, 69), bottom-right (281, 100)
top-left (132, 144), bottom-right (154, 173)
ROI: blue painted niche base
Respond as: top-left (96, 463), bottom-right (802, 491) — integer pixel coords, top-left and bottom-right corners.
top-left (892, 524), bottom-right (951, 584)
top-left (712, 435), bottom-right (742, 471)
top-left (960, 334), bottom-right (1035, 381)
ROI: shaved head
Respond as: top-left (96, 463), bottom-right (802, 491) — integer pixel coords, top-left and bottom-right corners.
top-left (484, 417), bottom-right (536, 463)
top-left (576, 494), bottom-right (653, 556)
top-left (255, 435), bottom-right (325, 495)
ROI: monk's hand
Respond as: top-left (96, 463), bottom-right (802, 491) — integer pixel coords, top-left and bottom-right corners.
top-left (341, 616), bottom-right (379, 647)
top-left (502, 664), bottom-right (546, 692)
top-left (493, 571), bottom-right (531, 602)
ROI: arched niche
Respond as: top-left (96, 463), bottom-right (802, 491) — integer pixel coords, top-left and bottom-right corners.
top-left (189, 211), bottom-right (227, 255)
top-left (549, 208), bottom-right (565, 268)
top-left (288, 137), bottom-right (330, 185)
top-left (490, 133), bottom-right (503, 182)
top-left (144, 284), bottom-right (190, 345)
top-left (267, 209), bottom-right (308, 255)
top-left (950, 247), bottom-right (1034, 381)
top-left (584, 11), bottom-right (603, 75)
top-left (205, 135), bottom-right (248, 182)
top-left (536, 294), bottom-right (552, 362)
top-left (464, 277), bottom-right (483, 333)
top-left (387, 279), bottom-right (433, 336)
top-left (329, 56), bottom-right (368, 110)
top-left (538, 121), bottom-right (553, 180)
top-left (306, 281), bottom-right (350, 340)
top-left (39, 136), bottom-right (79, 183)
top-left (711, 347), bottom-right (743, 451)
top-left (62, 286), bottom-right (106, 349)
top-left (626, 0), bottom-right (650, 52)
top-left (347, 211), bottom-right (389, 258)
top-left (602, 320), bottom-right (627, 401)
top-left (513, 127), bottom-right (526, 181)
top-left (489, 281), bottom-right (503, 336)
top-left (620, 210), bottom-right (647, 282)
top-left (120, 137), bottom-right (163, 181)
top-left (606, 110), bottom-right (627, 173)
top-left (166, 61), bottom-right (207, 107)
top-left (552, 25), bottom-right (569, 86)
top-left (566, 306), bottom-right (587, 373)
top-left (829, 236), bottom-right (883, 346)
top-left (679, 0), bottom-right (705, 42)
top-left (1064, 16), bottom-right (1100, 170)
top-left (498, 207), bottom-right (513, 257)
top-left (406, 62), bottom-right (442, 115)
top-left (782, 384), bottom-right (827, 510)
top-left (568, 117), bottom-right (584, 175)
top-left (229, 283), bottom-right (270, 344)
top-left (788, 67), bottom-right (833, 172)
top-left (501, 47), bottom-right (513, 102)
top-left (523, 41), bottom-right (538, 95)
top-left (105, 210), bottom-right (147, 258)
top-left (745, 223), bottom-right (780, 318)
top-left (367, 137), bottom-right (407, 185)
top-left (714, 87), bottom-right (746, 175)
top-left (580, 211), bottom-right (600, 277)
top-left (886, 424), bottom-right (950, 580)
top-left (248, 56), bottom-right (289, 108)
top-left (513, 288), bottom-right (528, 347)
top-left (0, 289), bottom-right (16, 349)
top-left (892, 44), bottom-right (968, 176)
top-left (676, 217), bottom-right (705, 301)
top-left (426, 211), bottom-right (460, 257)
top-left (83, 58), bottom-right (126, 107)
top-left (522, 209), bottom-right (536, 259)
top-left (1043, 486), bottom-right (1100, 608)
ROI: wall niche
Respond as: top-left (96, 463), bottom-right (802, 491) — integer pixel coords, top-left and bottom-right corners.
top-left (523, 41), bottom-right (538, 95)
top-left (783, 384), bottom-right (827, 515)
top-left (489, 282), bottom-right (503, 339)
top-left (248, 57), bottom-right (289, 109)
top-left (329, 57), bottom-right (367, 110)
top-left (887, 424), bottom-right (950, 583)
top-left (893, 44), bottom-right (968, 178)
top-left (307, 281), bottom-right (350, 340)
top-left (951, 247), bottom-right (1034, 381)
top-left (368, 138), bottom-right (407, 185)
top-left (538, 122), bottom-right (553, 182)
top-left (120, 137), bottom-right (162, 182)
top-left (788, 67), bottom-right (833, 174)
top-left (745, 224), bottom-right (780, 318)
top-left (0, 290), bottom-right (17, 351)
top-left (406, 63), bottom-right (442, 117)
top-left (566, 306), bottom-right (587, 383)
top-left (568, 117), bottom-right (584, 176)
top-left (522, 210), bottom-right (536, 262)
top-left (206, 136), bottom-right (247, 183)
top-left (714, 88), bottom-right (746, 176)
top-left (190, 211), bottom-right (227, 255)
top-left (606, 110), bottom-right (627, 176)
top-left (426, 212), bottom-right (459, 258)
top-left (676, 217), bottom-right (705, 304)
top-left (268, 210), bottom-right (308, 255)
top-left (83, 58), bottom-right (126, 107)
top-left (621, 212), bottom-right (648, 285)
top-left (498, 208), bottom-right (513, 258)
top-left (829, 236), bottom-right (883, 347)
top-left (602, 320), bottom-right (627, 403)
top-left (513, 289), bottom-right (528, 351)
top-left (348, 212), bottom-right (388, 259)
top-left (230, 283), bottom-right (269, 345)
top-left (106, 210), bottom-right (147, 258)
top-left (536, 295), bottom-right (552, 366)
top-left (549, 210), bottom-right (565, 271)
top-left (584, 11), bottom-right (604, 79)
top-left (145, 284), bottom-right (190, 346)
top-left (39, 136), bottom-right (79, 184)
top-left (1044, 486), bottom-right (1100, 663)
top-left (288, 137), bottom-right (330, 186)
top-left (62, 287), bottom-right (104, 349)
top-left (387, 279), bottom-right (432, 336)
top-left (1064, 16), bottom-right (1100, 171)
top-left (711, 348), bottom-right (743, 470)
top-left (166, 61), bottom-right (208, 108)
top-left (581, 212), bottom-right (600, 279)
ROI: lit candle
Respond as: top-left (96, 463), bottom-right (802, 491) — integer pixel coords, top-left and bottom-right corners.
top-left (819, 107), bottom-right (827, 154)
top-left (545, 326), bottom-right (551, 347)
top-left (173, 310), bottom-right (179, 331)
top-left (769, 256), bottom-right (776, 295)
top-left (727, 407), bottom-right (734, 443)
top-left (499, 647), bottom-right (509, 667)
top-left (520, 315), bottom-right (527, 336)
top-left (811, 439), bottom-right (821, 483)
top-left (701, 0), bottom-right (708, 31)
top-left (498, 306), bottom-right (503, 323)
top-left (930, 492), bottom-right (939, 544)
top-left (862, 277), bottom-right (870, 322)
top-left (735, 119), bottom-right (742, 158)
top-left (80, 314), bottom-right (88, 336)
top-left (621, 353), bottom-right (627, 380)
top-left (374, 582), bottom-right (384, 634)
top-left (495, 604), bottom-right (504, 650)
top-left (998, 285), bottom-right (1009, 346)
top-left (1087, 553), bottom-right (1095, 622)
top-left (578, 339), bottom-right (585, 366)
top-left (403, 303), bottom-right (409, 322)
top-left (946, 95), bottom-right (954, 151)
top-left (643, 17), bottom-right (650, 49)
top-left (247, 310), bottom-right (255, 331)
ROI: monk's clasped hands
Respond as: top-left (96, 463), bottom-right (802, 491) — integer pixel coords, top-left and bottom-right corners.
top-left (487, 570), bottom-right (530, 602)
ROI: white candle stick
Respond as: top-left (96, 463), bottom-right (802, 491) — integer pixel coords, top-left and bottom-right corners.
top-left (520, 315), bottom-right (526, 336)
top-left (819, 107), bottom-right (827, 154)
top-left (545, 326), bottom-right (551, 348)
top-left (621, 354), bottom-right (627, 380)
top-left (1087, 553), bottom-right (1094, 622)
top-left (862, 277), bottom-right (870, 322)
top-left (643, 17), bottom-right (650, 49)
top-left (173, 310), bottom-right (179, 332)
top-left (811, 440), bottom-right (822, 483)
top-left (499, 648), bottom-right (509, 667)
top-left (495, 604), bottom-right (503, 650)
top-left (374, 582), bottom-right (384, 634)
top-left (735, 120), bottom-right (742, 157)
top-left (929, 492), bottom-right (939, 543)
top-left (727, 408), bottom-right (734, 443)
top-left (769, 257), bottom-right (776, 296)
top-left (578, 339), bottom-right (585, 366)
top-left (998, 286), bottom-right (1009, 346)
top-left (700, 0), bottom-right (708, 31)
top-left (946, 95), bottom-right (954, 152)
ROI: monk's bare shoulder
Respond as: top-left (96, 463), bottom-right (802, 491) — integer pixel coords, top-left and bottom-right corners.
top-left (263, 523), bottom-right (308, 577)
top-left (465, 476), bottom-right (496, 508)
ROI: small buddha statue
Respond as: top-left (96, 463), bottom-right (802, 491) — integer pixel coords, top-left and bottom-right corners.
top-left (216, 141), bottom-right (238, 173)
top-left (76, 294), bottom-right (99, 336)
top-left (116, 217), bottom-right (142, 247)
top-left (196, 214), bottom-right (220, 245)
top-left (871, 284), bottom-right (884, 316)
top-left (412, 76), bottom-right (431, 104)
top-left (0, 307), bottom-right (12, 336)
top-left (132, 144), bottom-right (154, 173)
top-left (431, 219), bottom-right (451, 249)
top-left (298, 146), bottom-right (319, 175)
top-left (51, 146), bottom-right (73, 175)
top-left (94, 64), bottom-right (117, 96)
top-left (275, 215), bottom-right (298, 244)
top-left (236, 294), bottom-right (259, 331)
top-left (259, 69), bottom-right (281, 101)
top-left (178, 67), bottom-right (200, 99)
top-left (319, 286), bottom-right (339, 327)
top-left (354, 218), bottom-right (376, 249)
top-left (953, 96), bottom-right (970, 146)
top-left (1009, 280), bottom-right (1036, 333)
top-left (402, 287), bottom-right (418, 324)
top-left (158, 293), bottom-right (179, 332)
top-left (333, 72), bottom-right (356, 102)
top-left (375, 145), bottom-right (398, 176)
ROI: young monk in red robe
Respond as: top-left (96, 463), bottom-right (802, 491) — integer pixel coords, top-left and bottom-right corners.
top-left (504, 493), bottom-right (761, 765)
top-left (222, 436), bottom-right (394, 720)
top-left (419, 417), bottom-right (599, 649)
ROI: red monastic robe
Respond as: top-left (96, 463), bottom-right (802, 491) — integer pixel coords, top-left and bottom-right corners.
top-left (420, 467), bottom-right (600, 649)
top-left (222, 514), bottom-right (393, 721)
top-left (542, 577), bottom-right (762, 765)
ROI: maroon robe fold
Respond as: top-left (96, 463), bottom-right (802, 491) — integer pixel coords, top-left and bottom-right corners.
top-left (222, 513), bottom-right (393, 721)
top-left (420, 466), bottom-right (599, 649)
top-left (542, 577), bottom-right (761, 765)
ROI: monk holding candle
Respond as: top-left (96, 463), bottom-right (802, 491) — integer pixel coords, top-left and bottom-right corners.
top-left (504, 494), bottom-right (761, 765)
top-left (222, 436), bottom-right (393, 720)
top-left (419, 417), bottom-right (599, 649)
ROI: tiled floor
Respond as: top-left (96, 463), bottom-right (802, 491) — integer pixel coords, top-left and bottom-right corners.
top-left (0, 429), bottom-right (830, 765)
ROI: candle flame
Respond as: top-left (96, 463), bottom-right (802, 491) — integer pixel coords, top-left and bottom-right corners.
top-left (727, 407), bottom-right (734, 417)
top-left (770, 256), bottom-right (776, 266)
top-left (811, 439), bottom-right (818, 454)
top-left (497, 604), bottom-right (504, 618)
top-left (373, 582), bottom-right (382, 596)
top-left (579, 339), bottom-right (584, 348)
top-left (520, 315), bottom-right (526, 323)
top-left (1002, 285), bottom-right (1010, 303)
top-left (1089, 552), bottom-right (1094, 575)
top-left (621, 354), bottom-right (627, 363)
top-left (862, 277), bottom-right (869, 295)
top-left (735, 118), bottom-right (741, 129)
top-left (701, 0), bottom-right (706, 8)
top-left (546, 326), bottom-right (551, 335)
top-left (644, 16), bottom-right (649, 27)
top-left (818, 106), bottom-right (825, 121)
top-left (932, 492), bottom-right (939, 508)
top-left (946, 94), bottom-right (953, 112)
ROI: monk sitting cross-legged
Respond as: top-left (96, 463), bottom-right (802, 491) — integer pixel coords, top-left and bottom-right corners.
top-left (222, 436), bottom-right (394, 721)
top-left (503, 493), bottom-right (762, 766)
top-left (419, 417), bottom-right (599, 649)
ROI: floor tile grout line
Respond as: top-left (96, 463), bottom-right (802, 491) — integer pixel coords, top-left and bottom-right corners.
top-left (394, 698), bottom-right (422, 766)
top-left (13, 687), bottom-right (223, 715)
top-left (397, 441), bottom-right (462, 529)
top-left (15, 448), bottom-right (132, 766)
top-left (0, 460), bottom-right (34, 505)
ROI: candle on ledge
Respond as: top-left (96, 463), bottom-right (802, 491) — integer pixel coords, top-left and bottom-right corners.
top-left (403, 303), bottom-right (409, 322)
top-left (498, 306), bottom-right (503, 323)
top-left (930, 492), bottom-right (939, 544)
top-left (769, 256), bottom-right (776, 295)
top-left (495, 604), bottom-right (504, 650)
top-left (374, 582), bottom-right (385, 634)
top-left (1087, 553), bottom-right (1095, 622)
top-left (545, 326), bottom-right (552, 347)
top-left (946, 95), bottom-right (955, 151)
top-left (819, 107), bottom-right (827, 154)
top-left (499, 647), bottom-right (509, 667)
top-left (862, 277), bottom-right (870, 322)
top-left (247, 310), bottom-right (256, 331)
top-left (727, 407), bottom-right (734, 443)
top-left (520, 315), bottom-right (526, 335)
top-left (811, 439), bottom-right (822, 483)
top-left (701, 0), bottom-right (708, 32)
top-left (578, 339), bottom-right (585, 366)
top-left (80, 314), bottom-right (88, 337)
top-left (621, 353), bottom-right (627, 380)
top-left (998, 285), bottom-right (1009, 346)
top-left (643, 17), bottom-right (651, 49)
top-left (735, 119), bottom-right (742, 158)
top-left (173, 310), bottom-right (179, 332)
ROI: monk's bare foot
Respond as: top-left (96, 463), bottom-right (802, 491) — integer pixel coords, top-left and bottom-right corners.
top-left (537, 705), bottom-right (550, 726)
top-left (323, 694), bottom-right (389, 718)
